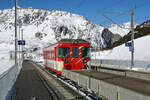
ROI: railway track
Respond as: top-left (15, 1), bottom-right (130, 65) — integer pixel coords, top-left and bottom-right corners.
top-left (32, 61), bottom-right (150, 100)
top-left (34, 62), bottom-right (99, 100)
top-left (35, 70), bottom-right (60, 100)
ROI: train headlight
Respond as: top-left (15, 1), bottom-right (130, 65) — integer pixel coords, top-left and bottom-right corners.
top-left (83, 59), bottom-right (87, 63)
top-left (64, 59), bottom-right (68, 63)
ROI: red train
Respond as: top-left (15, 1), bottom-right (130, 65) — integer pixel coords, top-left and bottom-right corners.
top-left (43, 39), bottom-right (91, 75)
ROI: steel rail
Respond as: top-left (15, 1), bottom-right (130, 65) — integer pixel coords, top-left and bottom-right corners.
top-left (35, 68), bottom-right (61, 100)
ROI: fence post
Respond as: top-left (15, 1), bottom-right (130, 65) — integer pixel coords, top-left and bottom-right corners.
top-left (77, 74), bottom-right (80, 85)
top-left (86, 77), bottom-right (89, 90)
top-left (70, 72), bottom-right (72, 81)
top-left (117, 87), bottom-right (120, 100)
top-left (98, 80), bottom-right (101, 96)
top-left (89, 76), bottom-right (91, 89)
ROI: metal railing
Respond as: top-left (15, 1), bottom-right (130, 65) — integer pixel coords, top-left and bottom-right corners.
top-left (90, 59), bottom-right (150, 69)
top-left (0, 60), bottom-right (22, 100)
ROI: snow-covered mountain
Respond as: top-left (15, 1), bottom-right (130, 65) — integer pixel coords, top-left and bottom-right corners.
top-left (108, 22), bottom-right (131, 37)
top-left (0, 7), bottom-right (135, 54)
top-left (95, 20), bottom-right (150, 61)
top-left (0, 7), bottom-right (149, 72)
top-left (0, 7), bottom-right (105, 50)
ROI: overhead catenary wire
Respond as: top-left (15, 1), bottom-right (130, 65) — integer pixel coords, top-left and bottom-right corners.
top-left (134, 0), bottom-right (150, 10)
top-left (132, 1), bottom-right (150, 23)
top-left (97, 0), bottom-right (150, 27)
top-left (100, 0), bottom-right (125, 11)
top-left (75, 0), bottom-right (86, 9)
top-left (97, 11), bottom-right (130, 30)
top-left (135, 15), bottom-right (150, 22)
top-left (96, 0), bottom-right (131, 26)
top-left (97, 10), bottom-right (129, 15)
top-left (71, 0), bottom-right (86, 13)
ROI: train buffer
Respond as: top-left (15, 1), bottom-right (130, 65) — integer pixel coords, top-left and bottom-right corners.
top-left (13, 60), bottom-right (88, 100)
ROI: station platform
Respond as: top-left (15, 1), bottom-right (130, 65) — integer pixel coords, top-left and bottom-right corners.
top-left (66, 70), bottom-right (150, 100)
top-left (13, 61), bottom-right (52, 100)
top-left (13, 61), bottom-right (87, 100)
top-left (62, 68), bottom-right (150, 100)
top-left (74, 70), bottom-right (150, 96)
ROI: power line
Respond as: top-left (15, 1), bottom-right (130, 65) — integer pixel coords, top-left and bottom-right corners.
top-left (134, 0), bottom-right (150, 10)
top-left (71, 0), bottom-right (86, 12)
top-left (76, 0), bottom-right (86, 9)
top-left (135, 15), bottom-right (150, 22)
top-left (99, 20), bottom-right (109, 26)
top-left (97, 0), bottom-right (150, 26)
top-left (97, 11), bottom-right (130, 29)
top-left (96, 10), bottom-right (129, 15)
top-left (8, 0), bottom-right (13, 8)
top-left (101, 0), bottom-right (125, 11)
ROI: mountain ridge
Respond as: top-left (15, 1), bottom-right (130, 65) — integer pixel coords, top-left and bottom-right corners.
top-left (104, 19), bottom-right (150, 50)
top-left (0, 7), bottom-right (129, 51)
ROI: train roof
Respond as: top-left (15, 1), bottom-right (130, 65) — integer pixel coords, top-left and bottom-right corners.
top-left (44, 39), bottom-right (90, 50)
top-left (58, 39), bottom-right (89, 43)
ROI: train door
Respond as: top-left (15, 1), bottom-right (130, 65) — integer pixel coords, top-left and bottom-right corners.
top-left (45, 51), bottom-right (48, 66)
top-left (71, 47), bottom-right (79, 69)
top-left (54, 47), bottom-right (57, 72)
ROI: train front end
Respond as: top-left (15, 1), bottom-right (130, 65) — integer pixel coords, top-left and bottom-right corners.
top-left (57, 39), bottom-right (91, 70)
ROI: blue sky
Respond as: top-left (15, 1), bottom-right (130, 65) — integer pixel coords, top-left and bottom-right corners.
top-left (1, 0), bottom-right (150, 26)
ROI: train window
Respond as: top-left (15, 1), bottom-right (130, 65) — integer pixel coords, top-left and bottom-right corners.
top-left (82, 47), bottom-right (90, 57)
top-left (73, 47), bottom-right (79, 58)
top-left (45, 51), bottom-right (48, 65)
top-left (58, 47), bottom-right (70, 58)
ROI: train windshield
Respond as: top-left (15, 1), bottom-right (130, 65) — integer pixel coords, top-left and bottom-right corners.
top-left (58, 47), bottom-right (70, 58)
top-left (73, 47), bottom-right (79, 58)
top-left (82, 47), bottom-right (90, 57)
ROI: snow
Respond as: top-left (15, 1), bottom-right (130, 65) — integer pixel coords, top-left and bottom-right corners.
top-left (0, 42), bottom-right (15, 74)
top-left (0, 59), bottom-right (14, 74)
top-left (0, 7), bottom-right (149, 74)
top-left (0, 6), bottom-right (150, 100)
top-left (108, 22), bottom-right (138, 37)
top-left (134, 35), bottom-right (150, 61)
top-left (0, 8), bottom-right (107, 50)
top-left (93, 35), bottom-right (150, 61)
top-left (108, 22), bottom-right (130, 36)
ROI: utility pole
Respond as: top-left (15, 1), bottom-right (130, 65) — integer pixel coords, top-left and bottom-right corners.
top-left (94, 41), bottom-right (97, 70)
top-left (131, 9), bottom-right (134, 69)
top-left (21, 29), bottom-right (24, 60)
top-left (15, 0), bottom-right (18, 65)
top-left (87, 37), bottom-right (91, 70)
top-left (21, 29), bottom-right (23, 45)
top-left (18, 27), bottom-right (20, 60)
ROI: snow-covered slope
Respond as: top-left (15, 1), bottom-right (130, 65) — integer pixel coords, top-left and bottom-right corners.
top-left (0, 42), bottom-right (14, 74)
top-left (96, 35), bottom-right (150, 61)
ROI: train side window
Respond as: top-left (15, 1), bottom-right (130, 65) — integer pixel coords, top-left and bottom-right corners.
top-left (45, 51), bottom-right (48, 65)
top-left (52, 51), bottom-right (54, 59)
top-left (73, 47), bottom-right (79, 58)
top-left (51, 51), bottom-right (52, 59)
top-left (82, 47), bottom-right (90, 57)
top-left (50, 51), bottom-right (51, 59)
top-left (58, 47), bottom-right (70, 58)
